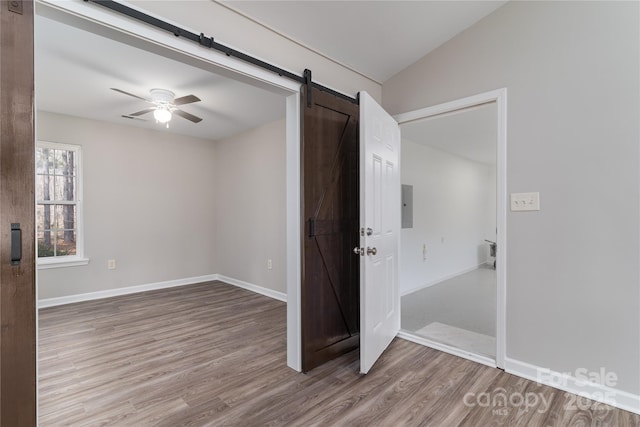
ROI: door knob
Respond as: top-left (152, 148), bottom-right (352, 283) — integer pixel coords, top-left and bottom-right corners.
top-left (366, 247), bottom-right (377, 256)
top-left (353, 246), bottom-right (364, 256)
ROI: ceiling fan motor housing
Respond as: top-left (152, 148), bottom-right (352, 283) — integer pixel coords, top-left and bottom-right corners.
top-left (150, 88), bottom-right (175, 106)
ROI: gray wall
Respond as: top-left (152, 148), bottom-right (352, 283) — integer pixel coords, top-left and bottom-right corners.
top-left (37, 112), bottom-right (218, 299)
top-left (384, 1), bottom-right (640, 394)
top-left (37, 113), bottom-right (287, 300)
top-left (213, 119), bottom-right (287, 293)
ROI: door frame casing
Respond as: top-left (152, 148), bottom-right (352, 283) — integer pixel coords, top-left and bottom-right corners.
top-left (393, 88), bottom-right (508, 368)
top-left (35, 0), bottom-right (304, 371)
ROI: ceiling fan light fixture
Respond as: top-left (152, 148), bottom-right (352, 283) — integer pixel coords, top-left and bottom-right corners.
top-left (113, 87), bottom-right (201, 126)
top-left (153, 107), bottom-right (172, 124)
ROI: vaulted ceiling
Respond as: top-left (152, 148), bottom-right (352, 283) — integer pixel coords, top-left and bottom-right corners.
top-left (222, 1), bottom-right (507, 82)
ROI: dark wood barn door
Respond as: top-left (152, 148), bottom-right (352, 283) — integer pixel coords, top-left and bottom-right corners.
top-left (0, 0), bottom-right (37, 424)
top-left (301, 86), bottom-right (360, 372)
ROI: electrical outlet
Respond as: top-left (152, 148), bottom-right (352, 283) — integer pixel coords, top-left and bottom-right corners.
top-left (267, 259), bottom-right (273, 270)
top-left (107, 259), bottom-right (116, 270)
top-left (511, 192), bottom-right (540, 211)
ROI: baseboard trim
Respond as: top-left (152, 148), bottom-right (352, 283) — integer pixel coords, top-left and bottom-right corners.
top-left (38, 274), bottom-right (287, 308)
top-left (505, 358), bottom-right (640, 415)
top-left (38, 274), bottom-right (219, 308)
top-left (216, 274), bottom-right (287, 302)
top-left (397, 330), bottom-right (497, 368)
top-left (401, 263), bottom-right (486, 296)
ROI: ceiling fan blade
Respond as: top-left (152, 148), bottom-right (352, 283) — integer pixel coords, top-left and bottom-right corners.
top-left (111, 88), bottom-right (151, 102)
top-left (174, 109), bottom-right (203, 123)
top-left (173, 94), bottom-right (201, 106)
top-left (121, 115), bottom-right (147, 122)
top-left (128, 107), bottom-right (156, 117)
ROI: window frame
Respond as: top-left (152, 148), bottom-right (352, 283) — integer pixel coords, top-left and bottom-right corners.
top-left (36, 140), bottom-right (88, 269)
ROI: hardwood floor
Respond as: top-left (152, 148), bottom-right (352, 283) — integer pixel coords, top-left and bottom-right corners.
top-left (39, 281), bottom-right (640, 426)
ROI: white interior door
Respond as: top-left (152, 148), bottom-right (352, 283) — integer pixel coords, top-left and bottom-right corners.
top-left (359, 91), bottom-right (401, 374)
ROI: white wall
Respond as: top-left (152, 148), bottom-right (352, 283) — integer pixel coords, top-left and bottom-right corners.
top-left (37, 112), bottom-right (218, 299)
top-left (384, 1), bottom-right (640, 396)
top-left (213, 119), bottom-right (287, 294)
top-left (128, 0), bottom-right (381, 102)
top-left (401, 139), bottom-right (495, 295)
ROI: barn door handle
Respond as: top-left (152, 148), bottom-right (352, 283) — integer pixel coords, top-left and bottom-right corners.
top-left (11, 223), bottom-right (21, 265)
top-left (366, 247), bottom-right (377, 256)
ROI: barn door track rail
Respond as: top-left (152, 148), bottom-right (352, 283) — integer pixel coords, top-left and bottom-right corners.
top-left (85, 0), bottom-right (359, 106)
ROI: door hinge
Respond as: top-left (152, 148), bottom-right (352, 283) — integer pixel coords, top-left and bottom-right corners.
top-left (8, 1), bottom-right (23, 14)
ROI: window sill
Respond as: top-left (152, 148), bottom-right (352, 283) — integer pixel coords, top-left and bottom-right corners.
top-left (37, 257), bottom-right (90, 270)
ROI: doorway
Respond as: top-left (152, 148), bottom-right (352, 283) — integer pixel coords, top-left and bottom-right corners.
top-left (34, 0), bottom-right (304, 413)
top-left (394, 90), bottom-right (507, 368)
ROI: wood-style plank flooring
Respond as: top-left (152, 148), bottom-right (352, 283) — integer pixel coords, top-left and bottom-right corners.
top-left (39, 281), bottom-right (640, 426)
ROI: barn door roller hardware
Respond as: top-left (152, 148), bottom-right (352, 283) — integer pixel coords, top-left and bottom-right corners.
top-left (304, 69), bottom-right (313, 107)
top-left (85, 0), bottom-right (359, 106)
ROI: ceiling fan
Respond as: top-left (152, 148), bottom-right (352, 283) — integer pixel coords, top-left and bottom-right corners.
top-left (111, 88), bottom-right (203, 127)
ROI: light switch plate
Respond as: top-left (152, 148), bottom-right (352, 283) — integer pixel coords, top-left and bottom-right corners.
top-left (511, 192), bottom-right (540, 211)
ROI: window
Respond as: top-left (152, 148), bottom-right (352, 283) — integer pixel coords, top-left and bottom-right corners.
top-left (36, 141), bottom-right (87, 268)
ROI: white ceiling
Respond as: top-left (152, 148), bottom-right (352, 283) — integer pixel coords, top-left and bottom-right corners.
top-left (222, 0), bottom-right (507, 82)
top-left (401, 103), bottom-right (497, 166)
top-left (35, 2), bottom-right (507, 141)
top-left (35, 15), bottom-right (286, 141)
